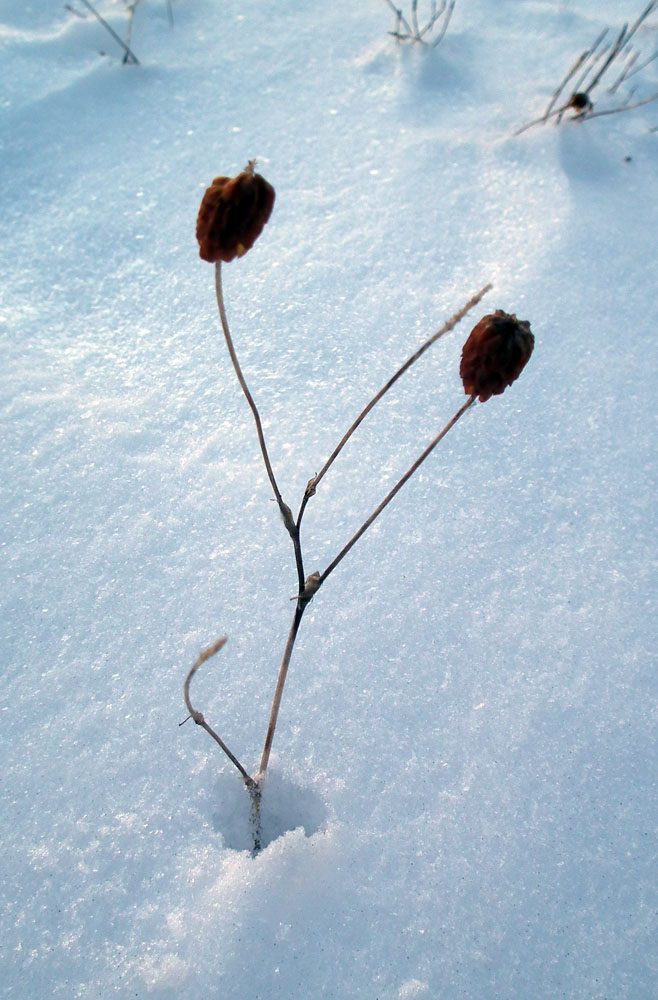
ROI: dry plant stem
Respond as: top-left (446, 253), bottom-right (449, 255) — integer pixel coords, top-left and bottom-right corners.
top-left (184, 641), bottom-right (262, 852)
top-left (585, 92), bottom-right (658, 117)
top-left (609, 49), bottom-right (639, 94)
top-left (432, 1), bottom-right (455, 49)
top-left (183, 638), bottom-right (257, 788)
top-left (516, 85), bottom-right (658, 135)
top-left (384, 0), bottom-right (413, 37)
top-left (516, 32), bottom-right (607, 137)
top-left (78, 0), bottom-right (140, 63)
top-left (514, 106), bottom-right (565, 136)
top-left (569, 35), bottom-right (610, 100)
top-left (587, 1), bottom-right (657, 93)
top-left (411, 0), bottom-right (421, 39)
top-left (543, 52), bottom-right (592, 119)
top-left (622, 47), bottom-right (658, 85)
top-left (124, 2), bottom-right (141, 63)
top-left (258, 602), bottom-right (305, 776)
top-left (318, 394), bottom-right (476, 586)
top-left (584, 26), bottom-right (630, 97)
top-left (297, 283), bottom-right (491, 527)
top-left (215, 263), bottom-right (297, 539)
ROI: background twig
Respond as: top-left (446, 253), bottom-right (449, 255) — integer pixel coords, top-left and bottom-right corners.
top-left (384, 0), bottom-right (456, 46)
top-left (77, 0), bottom-right (140, 64)
top-left (517, 1), bottom-right (658, 134)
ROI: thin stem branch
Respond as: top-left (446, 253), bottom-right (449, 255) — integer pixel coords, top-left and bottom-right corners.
top-left (583, 22), bottom-right (630, 96)
top-left (411, 0), bottom-right (420, 40)
top-left (568, 40), bottom-right (611, 102)
top-left (215, 262), bottom-right (296, 540)
top-left (608, 48), bottom-right (639, 94)
top-left (258, 602), bottom-right (306, 776)
top-left (514, 104), bottom-right (566, 136)
top-left (183, 638), bottom-right (257, 788)
top-left (431, 0), bottom-right (455, 49)
top-left (383, 0), bottom-right (413, 38)
top-left (123, 1), bottom-right (142, 64)
top-left (584, 91), bottom-right (658, 118)
top-left (296, 283), bottom-right (491, 527)
top-left (576, 2), bottom-right (655, 96)
top-left (622, 45), bottom-right (658, 83)
top-left (318, 394), bottom-right (476, 587)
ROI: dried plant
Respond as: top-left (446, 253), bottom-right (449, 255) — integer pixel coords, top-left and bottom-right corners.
top-left (67, 0), bottom-right (175, 64)
top-left (383, 0), bottom-right (457, 48)
top-left (183, 162), bottom-right (534, 853)
top-left (516, 1), bottom-right (658, 135)
top-left (68, 0), bottom-right (140, 63)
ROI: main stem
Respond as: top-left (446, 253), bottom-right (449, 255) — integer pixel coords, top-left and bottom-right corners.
top-left (214, 261), bottom-right (308, 781)
top-left (258, 601), bottom-right (306, 777)
top-left (258, 395), bottom-right (476, 778)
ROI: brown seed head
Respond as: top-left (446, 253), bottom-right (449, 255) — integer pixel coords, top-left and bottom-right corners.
top-left (569, 92), bottom-right (592, 114)
top-left (460, 310), bottom-right (534, 402)
top-left (196, 162), bottom-right (275, 263)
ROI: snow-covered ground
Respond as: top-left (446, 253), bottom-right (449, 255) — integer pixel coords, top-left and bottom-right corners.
top-left (2, 1), bottom-right (657, 997)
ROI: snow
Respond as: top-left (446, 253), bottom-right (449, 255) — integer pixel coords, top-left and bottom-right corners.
top-left (1, 1), bottom-right (657, 997)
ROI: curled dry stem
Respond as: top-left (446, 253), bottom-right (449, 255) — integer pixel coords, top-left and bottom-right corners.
top-left (184, 639), bottom-right (263, 852)
top-left (183, 637), bottom-right (257, 789)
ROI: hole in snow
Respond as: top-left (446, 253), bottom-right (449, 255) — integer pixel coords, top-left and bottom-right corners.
top-left (212, 770), bottom-right (327, 853)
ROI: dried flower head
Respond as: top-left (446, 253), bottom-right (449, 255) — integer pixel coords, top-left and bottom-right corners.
top-left (568, 92), bottom-right (593, 115)
top-left (196, 161), bottom-right (275, 263)
top-left (460, 310), bottom-right (534, 402)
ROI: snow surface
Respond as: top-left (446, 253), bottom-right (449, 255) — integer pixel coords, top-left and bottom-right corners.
top-left (1, 0), bottom-right (657, 997)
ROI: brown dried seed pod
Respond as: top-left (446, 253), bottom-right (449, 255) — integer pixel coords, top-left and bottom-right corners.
top-left (460, 310), bottom-right (534, 403)
top-left (569, 92), bottom-right (593, 114)
top-left (196, 162), bottom-right (275, 263)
